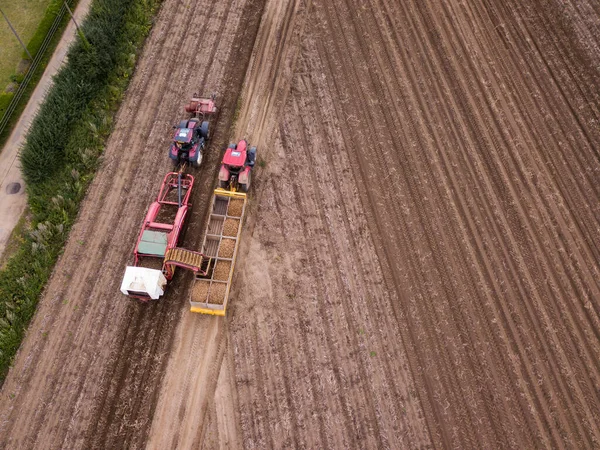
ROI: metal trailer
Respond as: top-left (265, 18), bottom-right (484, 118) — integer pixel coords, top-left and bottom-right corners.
top-left (189, 188), bottom-right (247, 315)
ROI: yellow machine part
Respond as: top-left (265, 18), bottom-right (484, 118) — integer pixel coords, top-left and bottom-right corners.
top-left (190, 306), bottom-right (226, 316)
top-left (214, 187), bottom-right (247, 199)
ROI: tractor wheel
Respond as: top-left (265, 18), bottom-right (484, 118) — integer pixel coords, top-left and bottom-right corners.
top-left (219, 179), bottom-right (228, 189)
top-left (240, 172), bottom-right (251, 192)
top-left (200, 121), bottom-right (209, 139)
top-left (227, 143), bottom-right (236, 150)
top-left (192, 152), bottom-right (202, 168)
top-left (178, 119), bottom-right (188, 129)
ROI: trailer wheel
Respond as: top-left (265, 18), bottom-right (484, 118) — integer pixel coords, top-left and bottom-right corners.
top-left (200, 121), bottom-right (209, 139)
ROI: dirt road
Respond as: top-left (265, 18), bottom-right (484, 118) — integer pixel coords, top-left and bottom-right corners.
top-left (2, 0), bottom-right (600, 448)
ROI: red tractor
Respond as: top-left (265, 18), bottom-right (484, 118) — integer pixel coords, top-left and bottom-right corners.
top-left (218, 139), bottom-right (257, 192)
top-left (169, 94), bottom-right (218, 168)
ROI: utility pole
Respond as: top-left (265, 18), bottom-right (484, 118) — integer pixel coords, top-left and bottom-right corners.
top-left (64, 1), bottom-right (89, 48)
top-left (0, 7), bottom-right (33, 60)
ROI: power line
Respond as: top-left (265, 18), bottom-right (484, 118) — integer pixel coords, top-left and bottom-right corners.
top-left (0, 7), bottom-right (33, 60)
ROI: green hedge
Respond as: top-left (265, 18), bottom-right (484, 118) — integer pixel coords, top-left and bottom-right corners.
top-left (0, 93), bottom-right (14, 118)
top-left (24, 0), bottom-right (64, 59)
top-left (0, 0), bottom-right (161, 384)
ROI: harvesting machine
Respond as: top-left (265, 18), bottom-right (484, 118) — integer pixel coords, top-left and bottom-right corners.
top-left (121, 141), bottom-right (258, 316)
top-left (120, 171), bottom-right (211, 300)
top-left (169, 94), bottom-right (218, 168)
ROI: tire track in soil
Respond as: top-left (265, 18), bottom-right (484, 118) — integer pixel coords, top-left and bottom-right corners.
top-left (0, 0), bottom-right (202, 446)
top-left (228, 1), bottom-right (432, 447)
top-left (2, 0), bottom-right (600, 448)
top-left (83, 0), bottom-right (266, 448)
top-left (81, 0), bottom-right (237, 446)
top-left (418, 0), bottom-right (600, 442)
top-left (281, 0), bottom-right (600, 448)
top-left (0, 0), bottom-right (266, 448)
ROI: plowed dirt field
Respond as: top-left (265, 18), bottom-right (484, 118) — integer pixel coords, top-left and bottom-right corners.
top-left (2, 0), bottom-right (600, 449)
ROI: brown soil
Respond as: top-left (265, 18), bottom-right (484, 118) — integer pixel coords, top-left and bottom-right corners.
top-left (209, 283), bottom-right (227, 304)
top-left (227, 199), bottom-right (244, 217)
top-left (213, 260), bottom-right (231, 281)
top-left (191, 281), bottom-right (210, 303)
top-left (217, 238), bottom-right (235, 258)
top-left (222, 218), bottom-right (240, 237)
top-left (3, 0), bottom-right (600, 449)
top-left (0, 0), bottom-right (265, 448)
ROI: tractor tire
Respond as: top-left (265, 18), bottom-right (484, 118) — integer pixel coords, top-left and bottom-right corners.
top-left (227, 143), bottom-right (236, 150)
top-left (200, 121), bottom-right (209, 139)
top-left (240, 172), bottom-right (251, 192)
top-left (192, 151), bottom-right (202, 168)
top-left (219, 179), bottom-right (228, 189)
top-left (178, 119), bottom-right (188, 129)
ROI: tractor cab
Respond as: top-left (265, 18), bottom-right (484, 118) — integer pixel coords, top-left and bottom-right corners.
top-left (222, 149), bottom-right (247, 170)
top-left (169, 119), bottom-right (207, 168)
top-left (173, 126), bottom-right (195, 148)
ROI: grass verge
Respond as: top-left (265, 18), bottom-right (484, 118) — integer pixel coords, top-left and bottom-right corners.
top-left (0, 0), bottom-right (52, 87)
top-left (0, 0), bottom-right (162, 385)
top-left (0, 0), bottom-right (81, 150)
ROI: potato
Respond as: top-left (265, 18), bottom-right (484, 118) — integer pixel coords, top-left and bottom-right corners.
top-left (227, 199), bottom-right (244, 217)
top-left (214, 260), bottom-right (231, 281)
top-left (209, 283), bottom-right (227, 304)
top-left (223, 218), bottom-right (240, 236)
top-left (218, 238), bottom-right (236, 258)
top-left (191, 281), bottom-right (209, 302)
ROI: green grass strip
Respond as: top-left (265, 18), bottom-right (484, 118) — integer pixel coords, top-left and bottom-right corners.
top-left (0, 0), bottom-right (81, 150)
top-left (0, 0), bottom-right (162, 384)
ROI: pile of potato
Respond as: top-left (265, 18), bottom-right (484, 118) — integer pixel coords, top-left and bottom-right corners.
top-left (218, 238), bottom-right (236, 258)
top-left (209, 283), bottom-right (227, 304)
top-left (227, 199), bottom-right (244, 217)
top-left (223, 218), bottom-right (240, 236)
top-left (191, 281), bottom-right (209, 302)
top-left (214, 260), bottom-right (231, 281)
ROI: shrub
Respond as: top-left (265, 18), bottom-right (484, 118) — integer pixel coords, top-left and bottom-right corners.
top-left (0, 93), bottom-right (14, 117)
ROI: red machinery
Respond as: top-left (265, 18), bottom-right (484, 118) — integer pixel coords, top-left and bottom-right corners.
top-left (121, 172), bottom-right (210, 300)
top-left (218, 139), bottom-right (257, 192)
top-left (169, 94), bottom-right (218, 168)
top-left (184, 93), bottom-right (217, 117)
